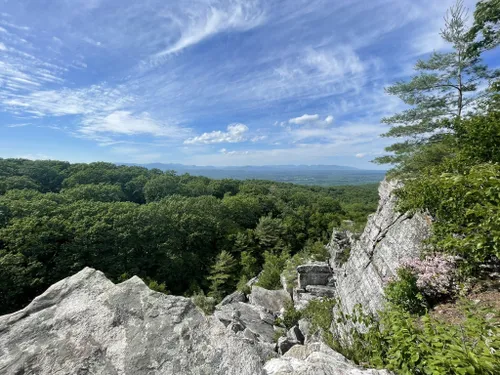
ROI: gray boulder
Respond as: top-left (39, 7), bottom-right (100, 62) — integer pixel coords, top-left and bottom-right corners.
top-left (265, 342), bottom-right (392, 375)
top-left (214, 301), bottom-right (276, 343)
top-left (220, 290), bottom-right (247, 306)
top-left (249, 286), bottom-right (292, 314)
top-left (0, 268), bottom-right (266, 375)
top-left (297, 262), bottom-right (332, 289)
top-left (277, 336), bottom-right (299, 355)
top-left (287, 325), bottom-right (304, 344)
top-left (305, 285), bottom-right (336, 298)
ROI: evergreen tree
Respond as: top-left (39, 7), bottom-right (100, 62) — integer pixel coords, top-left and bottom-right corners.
top-left (374, 1), bottom-right (498, 171)
top-left (469, 0), bottom-right (500, 53)
top-left (207, 250), bottom-right (238, 301)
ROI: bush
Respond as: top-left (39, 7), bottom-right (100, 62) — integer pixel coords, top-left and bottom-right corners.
top-left (275, 302), bottom-right (302, 329)
top-left (256, 250), bottom-right (290, 290)
top-left (301, 298), bottom-right (337, 347)
top-left (385, 267), bottom-right (427, 315)
top-left (398, 162), bottom-right (500, 275)
top-left (191, 292), bottom-right (217, 315)
top-left (404, 254), bottom-right (458, 304)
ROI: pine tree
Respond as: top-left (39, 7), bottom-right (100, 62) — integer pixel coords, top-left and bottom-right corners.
top-left (374, 1), bottom-right (498, 170)
top-left (207, 250), bottom-right (238, 301)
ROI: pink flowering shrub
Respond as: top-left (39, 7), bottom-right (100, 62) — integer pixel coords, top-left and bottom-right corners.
top-left (403, 254), bottom-right (458, 301)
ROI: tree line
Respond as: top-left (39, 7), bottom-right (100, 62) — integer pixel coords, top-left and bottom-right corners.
top-left (0, 159), bottom-right (379, 314)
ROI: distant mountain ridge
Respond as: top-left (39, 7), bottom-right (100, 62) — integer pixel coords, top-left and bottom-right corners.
top-left (117, 163), bottom-right (386, 186)
top-left (119, 163), bottom-right (361, 171)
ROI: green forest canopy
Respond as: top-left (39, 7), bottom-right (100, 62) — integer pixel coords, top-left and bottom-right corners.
top-left (0, 158), bottom-right (380, 314)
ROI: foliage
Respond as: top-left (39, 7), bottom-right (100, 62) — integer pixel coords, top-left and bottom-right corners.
top-left (301, 298), bottom-right (337, 347)
top-left (0, 158), bottom-right (379, 314)
top-left (398, 162), bottom-right (500, 274)
top-left (191, 292), bottom-right (217, 315)
top-left (207, 250), bottom-right (238, 301)
top-left (385, 268), bottom-right (427, 315)
top-left (404, 254), bottom-right (458, 304)
top-left (255, 250), bottom-right (290, 290)
top-left (469, 0), bottom-right (500, 53)
top-left (275, 302), bottom-right (303, 330)
top-left (323, 298), bottom-right (500, 375)
top-left (374, 1), bottom-right (498, 169)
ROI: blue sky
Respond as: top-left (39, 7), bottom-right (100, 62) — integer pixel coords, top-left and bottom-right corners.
top-left (0, 0), bottom-right (497, 168)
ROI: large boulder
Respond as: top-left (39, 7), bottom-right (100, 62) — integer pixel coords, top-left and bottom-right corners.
top-left (220, 290), bottom-right (247, 306)
top-left (264, 342), bottom-right (392, 375)
top-left (249, 286), bottom-right (292, 314)
top-left (0, 268), bottom-right (267, 375)
top-left (214, 301), bottom-right (276, 343)
top-left (296, 262), bottom-right (332, 289)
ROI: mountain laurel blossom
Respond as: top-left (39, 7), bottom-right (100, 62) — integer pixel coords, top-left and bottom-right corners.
top-left (403, 254), bottom-right (458, 298)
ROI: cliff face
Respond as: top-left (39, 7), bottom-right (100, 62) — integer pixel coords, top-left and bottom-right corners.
top-left (328, 178), bottom-right (431, 315)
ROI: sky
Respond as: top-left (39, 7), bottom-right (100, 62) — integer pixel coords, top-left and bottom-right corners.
top-left (0, 0), bottom-right (497, 168)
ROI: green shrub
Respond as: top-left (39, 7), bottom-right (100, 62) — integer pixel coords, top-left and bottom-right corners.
top-left (275, 302), bottom-right (302, 329)
top-left (256, 250), bottom-right (290, 290)
top-left (191, 292), bottom-right (217, 315)
top-left (323, 298), bottom-right (500, 375)
top-left (301, 298), bottom-right (337, 347)
top-left (385, 267), bottom-right (427, 315)
top-left (398, 162), bottom-right (500, 275)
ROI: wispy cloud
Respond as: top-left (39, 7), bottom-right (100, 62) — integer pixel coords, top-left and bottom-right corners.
top-left (153, 0), bottom-right (265, 58)
top-left (80, 111), bottom-right (187, 138)
top-left (185, 123), bottom-right (249, 144)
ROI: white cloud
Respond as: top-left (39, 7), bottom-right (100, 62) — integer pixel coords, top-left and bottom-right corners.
top-left (251, 135), bottom-right (267, 142)
top-left (80, 111), bottom-right (186, 137)
top-left (289, 114), bottom-right (319, 125)
top-left (220, 148), bottom-right (249, 155)
top-left (355, 153), bottom-right (366, 158)
top-left (6, 122), bottom-right (31, 128)
top-left (154, 0), bottom-right (265, 57)
top-left (184, 123), bottom-right (249, 144)
top-left (288, 114), bottom-right (334, 127)
top-left (0, 42), bottom-right (6, 51)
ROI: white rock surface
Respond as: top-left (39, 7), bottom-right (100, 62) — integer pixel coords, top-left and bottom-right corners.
top-left (249, 285), bottom-right (292, 314)
top-left (0, 268), bottom-right (267, 375)
top-left (330, 178), bottom-right (431, 315)
top-left (264, 343), bottom-right (392, 375)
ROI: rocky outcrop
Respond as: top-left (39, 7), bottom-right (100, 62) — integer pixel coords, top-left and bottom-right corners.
top-left (297, 262), bottom-right (332, 289)
top-left (220, 290), bottom-right (247, 306)
top-left (0, 268), bottom-right (267, 375)
top-left (264, 343), bottom-right (392, 375)
top-left (249, 286), bottom-right (292, 313)
top-left (214, 301), bottom-right (276, 344)
top-left (330, 178), bottom-right (431, 315)
top-left (0, 268), bottom-right (392, 375)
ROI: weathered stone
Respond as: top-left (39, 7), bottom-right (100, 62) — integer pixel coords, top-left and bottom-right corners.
top-left (287, 325), bottom-right (304, 344)
top-left (305, 285), bottom-right (336, 298)
top-left (297, 262), bottom-right (332, 288)
top-left (298, 319), bottom-right (312, 342)
top-left (293, 288), bottom-right (321, 310)
top-left (331, 178), bottom-right (431, 316)
top-left (214, 301), bottom-right (276, 343)
top-left (277, 336), bottom-right (299, 355)
top-left (0, 268), bottom-right (267, 375)
top-left (220, 290), bottom-right (247, 306)
top-left (249, 286), bottom-right (292, 314)
top-left (265, 342), bottom-right (393, 375)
